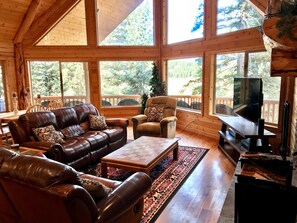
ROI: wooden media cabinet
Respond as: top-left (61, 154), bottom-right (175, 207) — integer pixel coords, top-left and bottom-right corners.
top-left (218, 116), bottom-right (276, 165)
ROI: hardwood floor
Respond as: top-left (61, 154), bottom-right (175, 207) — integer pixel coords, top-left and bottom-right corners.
top-left (127, 127), bottom-right (236, 223)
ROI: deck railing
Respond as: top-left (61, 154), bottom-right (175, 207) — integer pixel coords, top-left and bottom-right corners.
top-left (35, 95), bottom-right (279, 124)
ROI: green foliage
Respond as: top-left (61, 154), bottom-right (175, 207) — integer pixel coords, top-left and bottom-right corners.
top-left (141, 93), bottom-right (148, 114)
top-left (149, 62), bottom-right (166, 97)
top-left (29, 62), bottom-right (87, 97)
top-left (217, 0), bottom-right (263, 34)
top-left (101, 0), bottom-right (153, 45)
top-left (275, 1), bottom-right (297, 41)
top-left (100, 61), bottom-right (151, 95)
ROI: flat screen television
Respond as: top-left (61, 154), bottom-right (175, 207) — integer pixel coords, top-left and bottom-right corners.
top-left (233, 77), bottom-right (263, 123)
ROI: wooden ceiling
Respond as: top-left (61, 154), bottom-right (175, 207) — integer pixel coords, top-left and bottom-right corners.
top-left (0, 0), bottom-right (266, 49)
top-left (0, 0), bottom-right (56, 43)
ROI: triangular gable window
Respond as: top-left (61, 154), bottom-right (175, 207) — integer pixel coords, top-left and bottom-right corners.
top-left (37, 0), bottom-right (87, 45)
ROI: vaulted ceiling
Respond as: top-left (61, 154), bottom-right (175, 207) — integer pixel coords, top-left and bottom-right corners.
top-left (0, 0), bottom-right (266, 49)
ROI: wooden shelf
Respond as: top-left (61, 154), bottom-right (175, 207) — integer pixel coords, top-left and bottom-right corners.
top-left (218, 116), bottom-right (276, 165)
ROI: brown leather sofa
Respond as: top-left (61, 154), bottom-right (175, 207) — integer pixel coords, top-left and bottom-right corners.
top-left (0, 148), bottom-right (151, 223)
top-left (8, 103), bottom-right (129, 170)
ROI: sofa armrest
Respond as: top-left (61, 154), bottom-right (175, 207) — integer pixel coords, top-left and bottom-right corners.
top-left (20, 141), bottom-right (64, 162)
top-left (96, 172), bottom-right (151, 223)
top-left (105, 118), bottom-right (129, 128)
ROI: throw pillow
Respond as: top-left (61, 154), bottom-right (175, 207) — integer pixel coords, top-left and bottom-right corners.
top-left (147, 107), bottom-right (164, 122)
top-left (89, 114), bottom-right (108, 130)
top-left (80, 178), bottom-right (112, 201)
top-left (33, 125), bottom-right (65, 144)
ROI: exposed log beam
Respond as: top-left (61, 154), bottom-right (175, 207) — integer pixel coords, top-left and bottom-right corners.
top-left (14, 0), bottom-right (41, 109)
top-left (14, 0), bottom-right (41, 44)
top-left (247, 0), bottom-right (267, 16)
top-left (23, 0), bottom-right (80, 47)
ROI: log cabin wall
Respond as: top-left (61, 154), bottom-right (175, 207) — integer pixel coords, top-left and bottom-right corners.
top-left (0, 0), bottom-right (294, 148)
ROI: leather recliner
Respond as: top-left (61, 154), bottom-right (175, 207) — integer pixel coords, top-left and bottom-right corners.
top-left (0, 148), bottom-right (151, 223)
top-left (131, 96), bottom-right (177, 139)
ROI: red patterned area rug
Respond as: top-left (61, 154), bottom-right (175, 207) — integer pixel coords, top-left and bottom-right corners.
top-left (84, 145), bottom-right (208, 223)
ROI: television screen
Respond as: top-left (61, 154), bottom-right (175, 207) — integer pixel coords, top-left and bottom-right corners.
top-left (233, 77), bottom-right (263, 123)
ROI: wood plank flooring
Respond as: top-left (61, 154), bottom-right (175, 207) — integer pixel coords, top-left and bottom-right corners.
top-left (127, 127), bottom-right (236, 223)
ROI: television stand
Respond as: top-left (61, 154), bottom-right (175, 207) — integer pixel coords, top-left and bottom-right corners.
top-left (218, 116), bottom-right (276, 165)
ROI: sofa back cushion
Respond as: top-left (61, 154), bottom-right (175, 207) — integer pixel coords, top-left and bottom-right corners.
top-left (73, 103), bottom-right (99, 131)
top-left (52, 107), bottom-right (79, 129)
top-left (18, 111), bottom-right (58, 138)
top-left (53, 107), bottom-right (85, 138)
top-left (0, 149), bottom-right (81, 187)
top-left (74, 103), bottom-right (99, 124)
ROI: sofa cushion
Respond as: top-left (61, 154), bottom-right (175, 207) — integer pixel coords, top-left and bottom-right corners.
top-left (80, 131), bottom-right (109, 151)
top-left (74, 103), bottom-right (99, 124)
top-left (61, 125), bottom-right (85, 138)
top-left (52, 107), bottom-right (79, 129)
top-left (33, 125), bottom-right (65, 144)
top-left (89, 114), bottom-right (107, 130)
top-left (102, 126), bottom-right (125, 143)
top-left (147, 107), bottom-right (164, 122)
top-left (80, 178), bottom-right (112, 201)
top-left (19, 111), bottom-right (58, 137)
top-left (0, 152), bottom-right (81, 187)
top-left (61, 138), bottom-right (91, 161)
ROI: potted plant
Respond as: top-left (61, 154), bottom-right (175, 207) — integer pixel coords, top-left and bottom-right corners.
top-left (275, 1), bottom-right (297, 41)
top-left (140, 62), bottom-right (167, 114)
top-left (149, 62), bottom-right (166, 97)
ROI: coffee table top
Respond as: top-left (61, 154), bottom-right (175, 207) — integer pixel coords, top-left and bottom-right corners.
top-left (102, 136), bottom-right (178, 167)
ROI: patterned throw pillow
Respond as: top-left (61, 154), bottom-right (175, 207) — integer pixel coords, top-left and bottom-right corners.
top-left (80, 178), bottom-right (112, 201)
top-left (147, 107), bottom-right (164, 122)
top-left (89, 114), bottom-right (108, 130)
top-left (33, 125), bottom-right (65, 144)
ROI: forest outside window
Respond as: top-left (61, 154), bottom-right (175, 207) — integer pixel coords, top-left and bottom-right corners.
top-left (97, 0), bottom-right (153, 46)
top-left (28, 61), bottom-right (90, 107)
top-left (167, 0), bottom-right (204, 44)
top-left (99, 61), bottom-right (152, 107)
top-left (217, 0), bottom-right (263, 35)
top-left (214, 51), bottom-right (281, 125)
top-left (167, 58), bottom-right (203, 111)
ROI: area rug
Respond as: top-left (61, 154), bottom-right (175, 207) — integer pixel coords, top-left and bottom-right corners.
top-left (84, 145), bottom-right (208, 223)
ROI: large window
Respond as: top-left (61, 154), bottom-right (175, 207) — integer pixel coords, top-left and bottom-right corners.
top-left (97, 0), bottom-right (153, 46)
top-left (215, 52), bottom-right (281, 124)
top-left (167, 0), bottom-right (204, 44)
top-left (0, 62), bottom-right (6, 112)
top-left (217, 0), bottom-right (263, 35)
top-left (100, 61), bottom-right (152, 106)
top-left (167, 58), bottom-right (203, 111)
top-left (28, 61), bottom-right (90, 107)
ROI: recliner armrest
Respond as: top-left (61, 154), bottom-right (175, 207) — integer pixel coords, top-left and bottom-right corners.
top-left (131, 115), bottom-right (147, 125)
top-left (160, 116), bottom-right (177, 125)
top-left (96, 172), bottom-right (151, 223)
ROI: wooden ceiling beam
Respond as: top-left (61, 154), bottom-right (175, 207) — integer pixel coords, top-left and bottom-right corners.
top-left (22, 0), bottom-right (80, 47)
top-left (14, 0), bottom-right (41, 44)
top-left (247, 0), bottom-right (267, 16)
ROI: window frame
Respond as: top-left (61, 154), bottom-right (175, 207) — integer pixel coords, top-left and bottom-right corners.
top-left (212, 50), bottom-right (282, 127)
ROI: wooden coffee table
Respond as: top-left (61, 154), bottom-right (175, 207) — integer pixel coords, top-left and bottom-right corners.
top-left (101, 136), bottom-right (179, 178)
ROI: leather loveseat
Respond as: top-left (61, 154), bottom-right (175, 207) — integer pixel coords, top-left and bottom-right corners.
top-left (0, 148), bottom-right (151, 223)
top-left (8, 103), bottom-right (129, 170)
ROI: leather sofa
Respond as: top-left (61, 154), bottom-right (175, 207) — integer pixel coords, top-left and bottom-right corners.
top-left (8, 103), bottom-right (129, 170)
top-left (0, 148), bottom-right (151, 223)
